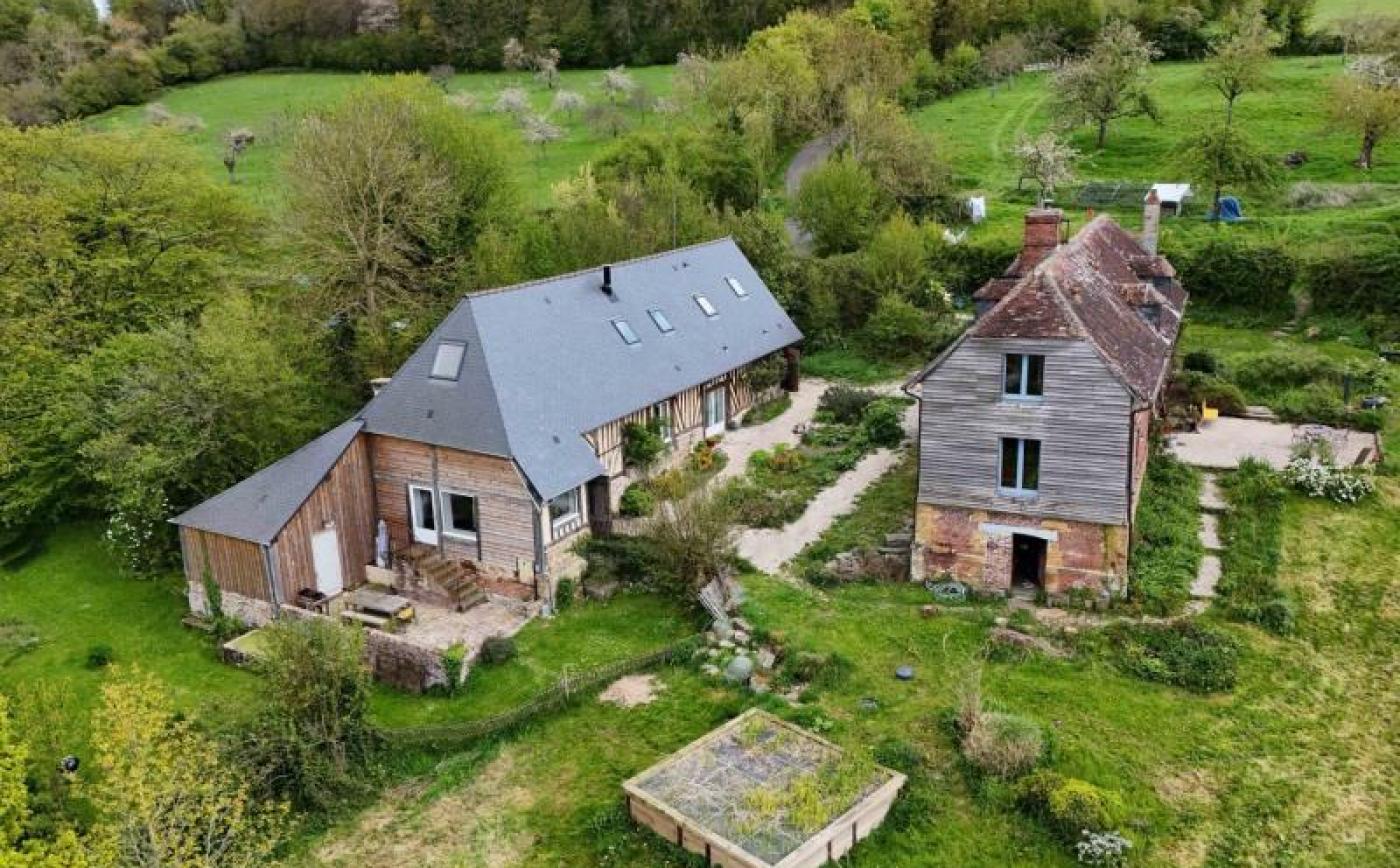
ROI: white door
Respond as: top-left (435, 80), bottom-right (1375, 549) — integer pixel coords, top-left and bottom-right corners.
top-left (704, 388), bottom-right (727, 436)
top-left (311, 527), bottom-right (344, 596)
top-left (408, 485), bottom-right (438, 545)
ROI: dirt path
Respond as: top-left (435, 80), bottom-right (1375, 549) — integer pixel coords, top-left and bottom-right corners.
top-left (781, 128), bottom-right (846, 253)
top-left (714, 378), bottom-right (831, 484)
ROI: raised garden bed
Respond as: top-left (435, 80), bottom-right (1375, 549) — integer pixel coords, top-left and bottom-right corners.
top-left (221, 627), bottom-right (271, 666)
top-left (624, 709), bottom-right (904, 867)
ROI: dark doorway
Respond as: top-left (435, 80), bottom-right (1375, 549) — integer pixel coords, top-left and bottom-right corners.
top-left (1011, 534), bottom-right (1046, 592)
top-left (586, 476), bottom-right (612, 537)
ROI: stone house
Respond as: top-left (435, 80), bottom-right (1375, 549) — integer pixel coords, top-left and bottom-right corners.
top-left (907, 198), bottom-right (1185, 599)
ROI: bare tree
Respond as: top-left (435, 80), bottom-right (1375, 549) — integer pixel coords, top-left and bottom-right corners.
top-left (1329, 55), bottom-right (1400, 170)
top-left (532, 47), bottom-right (561, 89)
top-left (501, 37), bottom-right (528, 73)
top-left (982, 33), bottom-right (1029, 94)
top-left (493, 85), bottom-right (530, 116)
top-left (1014, 132), bottom-right (1079, 206)
top-left (646, 490), bottom-right (735, 602)
top-left (428, 63), bottom-right (455, 91)
top-left (521, 113), bottom-right (563, 158)
top-left (584, 102), bottom-right (629, 138)
top-left (222, 127), bottom-right (255, 184)
top-left (602, 65), bottom-right (637, 103)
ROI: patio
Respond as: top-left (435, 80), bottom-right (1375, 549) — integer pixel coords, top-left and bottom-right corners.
top-left (1167, 417), bottom-right (1380, 470)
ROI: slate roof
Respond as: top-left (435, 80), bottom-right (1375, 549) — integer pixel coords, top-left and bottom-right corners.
top-left (170, 420), bottom-right (363, 544)
top-left (964, 215), bottom-right (1185, 402)
top-left (359, 238), bottom-right (801, 500)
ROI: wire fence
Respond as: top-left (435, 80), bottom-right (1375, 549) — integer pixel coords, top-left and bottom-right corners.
top-left (384, 634), bottom-right (703, 748)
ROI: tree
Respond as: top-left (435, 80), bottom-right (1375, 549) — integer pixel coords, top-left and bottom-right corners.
top-left (0, 694), bottom-right (88, 867)
top-left (531, 47), bottom-right (560, 89)
top-left (1052, 20), bottom-right (1160, 149)
top-left (239, 618), bottom-right (376, 812)
top-left (1328, 55), bottom-right (1400, 170)
top-left (602, 64), bottom-right (636, 103)
top-left (793, 155), bottom-right (886, 255)
top-left (1015, 131), bottom-right (1079, 206)
top-left (583, 101), bottom-right (628, 138)
top-left (1176, 121), bottom-right (1278, 216)
top-left (521, 113), bottom-right (562, 158)
top-left (285, 76), bottom-right (514, 374)
top-left (221, 127), bottom-right (254, 183)
top-left (501, 36), bottom-right (527, 72)
top-left (1202, 2), bottom-right (1282, 124)
top-left (981, 32), bottom-right (1029, 93)
top-left (492, 85), bottom-right (528, 115)
top-left (87, 669), bottom-right (287, 867)
top-left (551, 88), bottom-right (584, 117)
top-left (646, 490), bottom-right (734, 602)
top-left (844, 92), bottom-right (951, 217)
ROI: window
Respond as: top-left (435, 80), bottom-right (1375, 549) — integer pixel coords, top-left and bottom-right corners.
top-left (409, 485), bottom-right (437, 545)
top-left (648, 308), bottom-right (674, 334)
top-left (430, 341), bottom-right (467, 380)
top-left (441, 492), bottom-right (478, 538)
top-left (999, 437), bottom-right (1041, 493)
top-left (724, 276), bottom-right (748, 298)
top-left (613, 319), bottom-right (640, 345)
top-left (549, 488), bottom-right (581, 528)
top-left (1003, 353), bottom-right (1045, 397)
top-left (653, 400), bottom-right (673, 443)
top-left (694, 294), bottom-right (717, 317)
top-left (703, 387), bottom-right (726, 435)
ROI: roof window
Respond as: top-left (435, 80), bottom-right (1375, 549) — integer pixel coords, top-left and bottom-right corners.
top-left (724, 276), bottom-right (748, 298)
top-left (613, 318), bottom-right (640, 345)
top-left (430, 341), bottom-right (467, 380)
top-left (648, 308), bottom-right (674, 334)
top-left (694, 294), bottom-right (718, 317)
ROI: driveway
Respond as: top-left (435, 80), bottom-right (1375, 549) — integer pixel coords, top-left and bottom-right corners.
top-left (1167, 417), bottom-right (1379, 470)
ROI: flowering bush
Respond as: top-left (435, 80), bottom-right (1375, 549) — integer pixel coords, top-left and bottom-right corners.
top-left (1281, 457), bottom-right (1375, 504)
top-left (1076, 830), bottom-right (1132, 866)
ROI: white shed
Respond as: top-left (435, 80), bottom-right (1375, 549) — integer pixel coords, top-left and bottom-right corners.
top-left (1147, 183), bottom-right (1193, 215)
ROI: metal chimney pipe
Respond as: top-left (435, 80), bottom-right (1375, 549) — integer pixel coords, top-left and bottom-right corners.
top-left (602, 264), bottom-right (613, 295)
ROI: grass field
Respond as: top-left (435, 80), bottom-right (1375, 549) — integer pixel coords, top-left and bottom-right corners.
top-left (93, 65), bottom-right (676, 210)
top-left (1313, 0), bottom-right (1400, 23)
top-left (915, 55), bottom-right (1400, 254)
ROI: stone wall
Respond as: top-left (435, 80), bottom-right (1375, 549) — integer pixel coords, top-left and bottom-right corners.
top-left (191, 584), bottom-right (451, 694)
top-left (913, 503), bottom-right (1128, 599)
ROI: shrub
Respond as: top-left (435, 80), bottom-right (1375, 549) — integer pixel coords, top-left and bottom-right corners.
top-left (818, 386), bottom-right (878, 424)
top-left (861, 400), bottom-right (905, 448)
top-left (86, 643), bottom-right (115, 669)
top-left (1127, 451), bottom-right (1202, 616)
top-left (1169, 238), bottom-right (1297, 314)
top-left (440, 643), bottom-right (466, 693)
top-left (782, 650), bottom-right (852, 689)
top-left (961, 711), bottom-right (1044, 779)
top-left (745, 354), bottom-right (786, 392)
top-left (1182, 349), bottom-right (1219, 374)
top-left (1076, 830), bottom-right (1133, 866)
top-left (1177, 371), bottom-right (1247, 416)
top-left (645, 490), bottom-right (735, 603)
top-left (618, 483), bottom-right (657, 517)
top-left (1280, 457), bottom-right (1376, 503)
top-left (1105, 620), bottom-right (1240, 692)
top-left (859, 293), bottom-right (937, 362)
top-left (622, 419), bottom-right (665, 470)
top-left (744, 394), bottom-right (791, 426)
top-left (579, 535), bottom-right (665, 587)
top-left (555, 578), bottom-right (575, 611)
top-left (688, 438), bottom-right (725, 473)
top-left (480, 634), bottom-right (517, 665)
top-left (1014, 770), bottom-right (1119, 843)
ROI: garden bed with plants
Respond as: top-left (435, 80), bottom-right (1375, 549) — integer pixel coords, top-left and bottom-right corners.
top-left (718, 387), bottom-right (909, 530)
top-left (624, 708), bottom-right (904, 867)
top-left (1126, 450), bottom-right (1203, 616)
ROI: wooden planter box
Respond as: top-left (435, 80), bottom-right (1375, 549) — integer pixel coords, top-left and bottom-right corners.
top-left (623, 709), bottom-right (905, 868)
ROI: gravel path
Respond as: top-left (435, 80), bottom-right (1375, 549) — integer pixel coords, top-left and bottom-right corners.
top-left (736, 400), bottom-right (917, 574)
top-left (781, 128), bottom-right (846, 253)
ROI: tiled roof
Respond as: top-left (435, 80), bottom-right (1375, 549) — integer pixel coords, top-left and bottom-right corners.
top-left (970, 216), bottom-right (1186, 401)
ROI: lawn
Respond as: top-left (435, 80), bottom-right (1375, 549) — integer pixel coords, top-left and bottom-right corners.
top-left (915, 55), bottom-right (1400, 255)
top-left (92, 65), bottom-right (676, 210)
top-left (1313, 0), bottom-right (1400, 23)
top-left (0, 525), bottom-right (258, 756)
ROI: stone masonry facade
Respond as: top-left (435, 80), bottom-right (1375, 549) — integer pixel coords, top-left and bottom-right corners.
top-left (912, 503), bottom-right (1128, 599)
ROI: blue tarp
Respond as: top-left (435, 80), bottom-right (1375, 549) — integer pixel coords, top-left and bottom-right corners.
top-left (1207, 196), bottom-right (1244, 222)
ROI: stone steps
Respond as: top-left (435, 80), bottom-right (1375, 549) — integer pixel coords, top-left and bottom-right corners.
top-left (1193, 472), bottom-right (1225, 599)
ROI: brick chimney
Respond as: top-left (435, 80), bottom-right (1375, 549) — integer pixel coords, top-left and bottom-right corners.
top-left (1019, 208), bottom-right (1064, 272)
top-left (1141, 189), bottom-right (1161, 256)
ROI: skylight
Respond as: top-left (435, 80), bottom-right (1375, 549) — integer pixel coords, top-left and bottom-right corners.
top-left (430, 341), bottom-right (466, 380)
top-left (725, 276), bottom-right (748, 298)
top-left (613, 319), bottom-right (640, 345)
top-left (694, 294), bottom-right (717, 317)
top-left (648, 308), bottom-right (674, 333)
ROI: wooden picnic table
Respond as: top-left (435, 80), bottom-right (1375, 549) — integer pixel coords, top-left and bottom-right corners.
top-left (349, 587), bottom-right (414, 620)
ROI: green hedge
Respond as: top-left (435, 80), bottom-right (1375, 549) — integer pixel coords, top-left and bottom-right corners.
top-left (1128, 451), bottom-right (1202, 616)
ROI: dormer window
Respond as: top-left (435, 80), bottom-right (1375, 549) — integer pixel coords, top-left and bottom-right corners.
top-left (724, 276), bottom-right (748, 298)
top-left (613, 319), bottom-right (640, 345)
top-left (430, 341), bottom-right (467, 380)
top-left (1003, 353), bottom-right (1044, 397)
top-left (694, 294), bottom-right (717, 317)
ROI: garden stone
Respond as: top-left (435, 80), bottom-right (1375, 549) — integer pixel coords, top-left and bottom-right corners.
top-left (712, 619), bottom-right (734, 641)
top-left (701, 664), bottom-right (721, 677)
top-left (750, 674), bottom-right (770, 695)
top-left (718, 639), bottom-right (735, 650)
top-left (724, 655), bottom-right (755, 684)
top-left (733, 629), bottom-right (751, 645)
top-left (895, 665), bottom-right (915, 681)
top-left (707, 648), bottom-right (720, 658)
top-left (756, 647), bottom-right (777, 671)
top-left (994, 616), bottom-right (1009, 627)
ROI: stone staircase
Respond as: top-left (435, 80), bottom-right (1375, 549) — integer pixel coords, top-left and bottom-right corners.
top-left (397, 545), bottom-right (488, 612)
top-left (1192, 473), bottom-right (1226, 600)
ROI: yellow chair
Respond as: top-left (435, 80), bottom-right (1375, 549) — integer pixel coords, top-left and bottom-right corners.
top-left (1201, 403), bottom-right (1219, 421)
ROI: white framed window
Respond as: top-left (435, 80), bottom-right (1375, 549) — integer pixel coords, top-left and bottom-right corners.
top-left (408, 485), bottom-right (438, 544)
top-left (430, 341), bottom-right (467, 380)
top-left (549, 488), bottom-right (581, 531)
top-left (724, 276), bottom-right (748, 298)
top-left (999, 437), bottom-right (1041, 495)
top-left (653, 400), bottom-right (673, 443)
top-left (694, 294), bottom-right (717, 317)
top-left (1003, 353), bottom-right (1045, 398)
top-left (703, 387), bottom-right (726, 436)
top-left (440, 491), bottom-right (478, 539)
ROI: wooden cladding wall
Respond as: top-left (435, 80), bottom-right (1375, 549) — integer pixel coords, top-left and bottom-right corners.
top-left (270, 434), bottom-right (377, 602)
top-left (180, 526), bottom-right (269, 601)
top-left (370, 435), bottom-right (537, 574)
top-left (916, 337), bottom-right (1134, 526)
